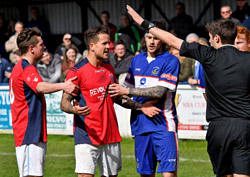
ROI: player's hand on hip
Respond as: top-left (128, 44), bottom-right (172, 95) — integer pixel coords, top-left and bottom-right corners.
top-left (73, 99), bottom-right (91, 116)
top-left (108, 83), bottom-right (129, 97)
top-left (64, 76), bottom-right (79, 96)
top-left (126, 5), bottom-right (144, 26)
top-left (141, 100), bottom-right (161, 118)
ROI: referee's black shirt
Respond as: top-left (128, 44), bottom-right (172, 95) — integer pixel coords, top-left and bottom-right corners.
top-left (180, 41), bottom-right (250, 121)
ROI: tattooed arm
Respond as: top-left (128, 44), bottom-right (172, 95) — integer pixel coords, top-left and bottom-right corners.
top-left (115, 96), bottom-right (161, 117)
top-left (60, 92), bottom-right (91, 116)
top-left (109, 83), bottom-right (167, 99)
top-left (115, 95), bottom-right (143, 110)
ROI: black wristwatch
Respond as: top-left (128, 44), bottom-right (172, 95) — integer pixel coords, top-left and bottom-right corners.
top-left (141, 20), bottom-right (155, 31)
top-left (148, 22), bottom-right (155, 30)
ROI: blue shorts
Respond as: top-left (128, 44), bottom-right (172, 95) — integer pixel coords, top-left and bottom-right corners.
top-left (135, 131), bottom-right (179, 175)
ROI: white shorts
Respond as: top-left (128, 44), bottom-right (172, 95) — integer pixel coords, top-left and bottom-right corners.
top-left (16, 142), bottom-right (47, 177)
top-left (75, 142), bottom-right (122, 176)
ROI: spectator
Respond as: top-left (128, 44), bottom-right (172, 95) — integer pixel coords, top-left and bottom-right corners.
top-left (28, 6), bottom-right (50, 45)
top-left (198, 37), bottom-right (209, 46)
top-left (0, 56), bottom-right (12, 83)
top-left (169, 2), bottom-right (193, 40)
top-left (7, 19), bottom-right (16, 37)
top-left (82, 49), bottom-right (88, 58)
top-left (220, 5), bottom-right (241, 26)
top-left (109, 39), bottom-right (133, 83)
top-left (12, 49), bottom-right (22, 64)
top-left (54, 33), bottom-right (82, 62)
top-left (235, 26), bottom-right (250, 51)
top-left (36, 49), bottom-right (61, 83)
top-left (232, 0), bottom-right (250, 22)
top-left (186, 33), bottom-right (199, 43)
top-left (169, 47), bottom-right (192, 82)
top-left (242, 17), bottom-right (250, 30)
top-left (0, 13), bottom-right (8, 55)
top-left (100, 10), bottom-right (116, 52)
top-left (115, 13), bottom-right (141, 54)
top-left (60, 46), bottom-right (78, 82)
top-left (5, 21), bottom-right (24, 63)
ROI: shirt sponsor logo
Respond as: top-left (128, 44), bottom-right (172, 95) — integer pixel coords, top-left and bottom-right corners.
top-left (168, 159), bottom-right (176, 162)
top-left (95, 69), bottom-right (104, 73)
top-left (90, 86), bottom-right (106, 97)
top-left (161, 73), bottom-right (177, 82)
top-left (135, 68), bottom-right (141, 71)
top-left (140, 77), bottom-right (146, 85)
top-left (152, 66), bottom-right (159, 75)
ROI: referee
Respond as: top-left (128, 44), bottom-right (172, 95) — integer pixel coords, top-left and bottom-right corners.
top-left (127, 5), bottom-right (250, 177)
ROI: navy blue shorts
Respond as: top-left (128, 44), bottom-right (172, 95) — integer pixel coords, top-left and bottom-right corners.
top-left (134, 131), bottom-right (178, 175)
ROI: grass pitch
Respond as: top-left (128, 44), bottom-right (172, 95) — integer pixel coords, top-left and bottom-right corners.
top-left (0, 134), bottom-right (214, 177)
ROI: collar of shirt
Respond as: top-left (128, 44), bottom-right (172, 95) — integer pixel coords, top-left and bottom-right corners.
top-left (218, 44), bottom-right (237, 49)
top-left (146, 56), bottom-right (156, 63)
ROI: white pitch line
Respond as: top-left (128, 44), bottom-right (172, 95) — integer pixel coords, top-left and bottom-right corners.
top-left (0, 152), bottom-right (210, 162)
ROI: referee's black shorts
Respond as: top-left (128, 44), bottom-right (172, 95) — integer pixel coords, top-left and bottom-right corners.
top-left (206, 118), bottom-right (250, 176)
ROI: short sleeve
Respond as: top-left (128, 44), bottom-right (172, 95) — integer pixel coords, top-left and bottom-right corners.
top-left (198, 64), bottom-right (205, 93)
top-left (124, 59), bottom-right (135, 88)
top-left (180, 41), bottom-right (215, 64)
top-left (66, 69), bottom-right (79, 86)
top-left (22, 65), bottom-right (43, 93)
top-left (157, 57), bottom-right (180, 91)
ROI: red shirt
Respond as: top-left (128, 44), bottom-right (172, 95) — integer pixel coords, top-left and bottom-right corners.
top-left (66, 59), bottom-right (121, 145)
top-left (9, 59), bottom-right (46, 147)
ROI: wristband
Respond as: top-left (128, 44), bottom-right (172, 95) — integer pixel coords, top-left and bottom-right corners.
top-left (141, 20), bottom-right (150, 30)
top-left (141, 20), bottom-right (155, 31)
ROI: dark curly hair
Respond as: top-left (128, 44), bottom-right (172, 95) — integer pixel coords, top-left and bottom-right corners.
top-left (17, 27), bottom-right (42, 55)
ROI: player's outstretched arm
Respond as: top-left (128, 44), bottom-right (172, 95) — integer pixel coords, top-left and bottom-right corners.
top-left (115, 96), bottom-right (160, 117)
top-left (109, 83), bottom-right (167, 99)
top-left (36, 76), bottom-right (79, 96)
top-left (126, 5), bottom-right (183, 50)
top-left (60, 92), bottom-right (91, 116)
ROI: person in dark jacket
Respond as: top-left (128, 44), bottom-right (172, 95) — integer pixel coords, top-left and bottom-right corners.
top-left (169, 2), bottom-right (193, 40)
top-left (109, 39), bottom-right (133, 82)
top-left (0, 56), bottom-right (12, 83)
top-left (232, 0), bottom-right (250, 22)
top-left (100, 11), bottom-right (116, 52)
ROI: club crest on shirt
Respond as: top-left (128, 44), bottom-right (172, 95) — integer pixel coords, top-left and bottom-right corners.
top-left (152, 66), bottom-right (159, 75)
top-left (33, 76), bottom-right (38, 82)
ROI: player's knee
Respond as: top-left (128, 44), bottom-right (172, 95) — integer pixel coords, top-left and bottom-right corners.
top-left (162, 171), bottom-right (177, 177)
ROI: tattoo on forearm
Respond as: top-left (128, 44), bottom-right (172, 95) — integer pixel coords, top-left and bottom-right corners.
top-left (60, 92), bottom-right (75, 114)
top-left (129, 86), bottom-right (167, 99)
top-left (115, 95), bottom-right (143, 110)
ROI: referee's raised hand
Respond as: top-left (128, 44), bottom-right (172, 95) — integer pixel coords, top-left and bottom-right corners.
top-left (126, 5), bottom-right (144, 26)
